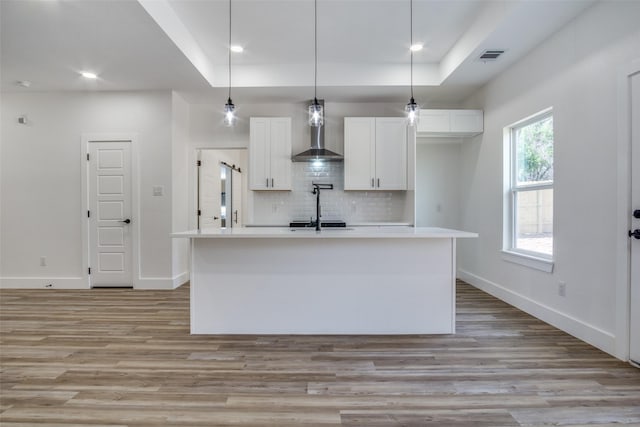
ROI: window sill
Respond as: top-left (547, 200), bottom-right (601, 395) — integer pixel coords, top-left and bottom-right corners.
top-left (501, 250), bottom-right (554, 273)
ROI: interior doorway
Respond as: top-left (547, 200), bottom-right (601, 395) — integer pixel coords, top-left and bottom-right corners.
top-left (629, 68), bottom-right (640, 366)
top-left (197, 149), bottom-right (247, 230)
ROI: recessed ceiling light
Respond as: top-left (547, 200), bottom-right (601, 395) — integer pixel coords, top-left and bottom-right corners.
top-left (80, 71), bottom-right (98, 79)
top-left (230, 45), bottom-right (244, 53)
top-left (410, 43), bottom-right (423, 52)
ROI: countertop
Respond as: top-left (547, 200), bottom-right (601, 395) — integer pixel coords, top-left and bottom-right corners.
top-left (172, 226), bottom-right (478, 239)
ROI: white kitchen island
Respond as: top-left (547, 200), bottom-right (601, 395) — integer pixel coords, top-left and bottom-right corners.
top-left (172, 227), bottom-right (477, 335)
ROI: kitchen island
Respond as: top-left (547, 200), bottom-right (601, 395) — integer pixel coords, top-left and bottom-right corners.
top-left (173, 227), bottom-right (477, 334)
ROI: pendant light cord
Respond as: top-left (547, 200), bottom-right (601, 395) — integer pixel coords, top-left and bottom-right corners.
top-left (314, 0), bottom-right (318, 100)
top-left (410, 0), bottom-right (414, 100)
top-left (228, 0), bottom-right (232, 101)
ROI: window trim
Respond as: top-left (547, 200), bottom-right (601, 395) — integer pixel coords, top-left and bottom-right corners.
top-left (504, 108), bottom-right (554, 267)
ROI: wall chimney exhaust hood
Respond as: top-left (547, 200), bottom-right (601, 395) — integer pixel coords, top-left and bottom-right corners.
top-left (292, 100), bottom-right (343, 162)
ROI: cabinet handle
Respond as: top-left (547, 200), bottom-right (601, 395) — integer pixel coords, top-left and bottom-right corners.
top-left (371, 178), bottom-right (375, 188)
top-left (271, 178), bottom-right (274, 187)
top-left (377, 178), bottom-right (380, 188)
top-left (266, 178), bottom-right (269, 188)
top-left (234, 210), bottom-right (238, 224)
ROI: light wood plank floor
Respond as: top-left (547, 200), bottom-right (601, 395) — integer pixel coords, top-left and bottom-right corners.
top-left (1, 281), bottom-right (639, 426)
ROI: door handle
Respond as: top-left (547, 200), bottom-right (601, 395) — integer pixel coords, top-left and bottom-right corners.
top-left (629, 229), bottom-right (640, 239)
top-left (213, 216), bottom-right (219, 220)
top-left (634, 210), bottom-right (640, 219)
top-left (120, 219), bottom-right (131, 224)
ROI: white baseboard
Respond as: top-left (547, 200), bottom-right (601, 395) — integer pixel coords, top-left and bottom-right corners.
top-left (458, 269), bottom-right (617, 359)
top-left (172, 271), bottom-right (189, 289)
top-left (135, 277), bottom-right (174, 290)
top-left (0, 275), bottom-right (189, 291)
top-left (0, 277), bottom-right (88, 289)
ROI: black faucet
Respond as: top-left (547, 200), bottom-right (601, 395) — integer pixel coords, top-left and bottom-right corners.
top-left (311, 182), bottom-right (333, 231)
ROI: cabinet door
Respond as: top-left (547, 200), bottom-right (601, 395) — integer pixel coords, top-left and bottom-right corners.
top-left (269, 117), bottom-right (292, 190)
top-left (375, 118), bottom-right (407, 190)
top-left (450, 110), bottom-right (483, 133)
top-left (344, 118), bottom-right (376, 190)
top-left (249, 118), bottom-right (270, 190)
top-left (417, 109), bottom-right (450, 133)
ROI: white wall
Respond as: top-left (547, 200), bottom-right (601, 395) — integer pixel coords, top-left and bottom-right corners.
top-left (415, 140), bottom-right (462, 228)
top-left (171, 92), bottom-right (190, 287)
top-left (457, 1), bottom-right (640, 358)
top-left (186, 100), bottom-right (414, 225)
top-left (0, 91), bottom-right (176, 289)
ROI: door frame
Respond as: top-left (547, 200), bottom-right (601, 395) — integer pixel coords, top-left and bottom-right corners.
top-left (81, 133), bottom-right (140, 289)
top-left (615, 59), bottom-right (640, 361)
top-left (191, 147), bottom-right (249, 231)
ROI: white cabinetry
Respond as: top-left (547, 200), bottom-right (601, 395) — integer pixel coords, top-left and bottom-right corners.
top-left (417, 109), bottom-right (483, 137)
top-left (249, 117), bottom-right (292, 190)
top-left (344, 117), bottom-right (407, 190)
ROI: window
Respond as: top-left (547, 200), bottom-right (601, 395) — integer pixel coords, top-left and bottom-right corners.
top-left (505, 110), bottom-right (554, 263)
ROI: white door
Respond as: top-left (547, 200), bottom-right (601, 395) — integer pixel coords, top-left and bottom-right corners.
top-left (231, 168), bottom-right (243, 227)
top-left (88, 141), bottom-right (132, 287)
top-left (199, 150), bottom-right (222, 230)
top-left (629, 70), bottom-right (640, 365)
top-left (375, 117), bottom-right (408, 190)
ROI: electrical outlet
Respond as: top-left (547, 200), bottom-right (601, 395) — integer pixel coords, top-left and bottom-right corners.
top-left (558, 281), bottom-right (567, 297)
top-left (40, 256), bottom-right (47, 266)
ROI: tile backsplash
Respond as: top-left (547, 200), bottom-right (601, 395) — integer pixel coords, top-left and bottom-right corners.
top-left (251, 162), bottom-right (411, 225)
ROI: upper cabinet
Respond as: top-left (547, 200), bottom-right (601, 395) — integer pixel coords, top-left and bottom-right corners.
top-left (344, 117), bottom-right (407, 191)
top-left (417, 109), bottom-right (483, 137)
top-left (249, 117), bottom-right (292, 190)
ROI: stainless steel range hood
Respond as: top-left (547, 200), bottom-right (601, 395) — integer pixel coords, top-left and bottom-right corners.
top-left (292, 100), bottom-right (343, 162)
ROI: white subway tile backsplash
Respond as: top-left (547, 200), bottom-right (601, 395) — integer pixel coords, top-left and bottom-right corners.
top-left (252, 162), bottom-right (408, 224)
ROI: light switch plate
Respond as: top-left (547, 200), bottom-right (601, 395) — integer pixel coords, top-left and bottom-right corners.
top-left (152, 186), bottom-right (164, 196)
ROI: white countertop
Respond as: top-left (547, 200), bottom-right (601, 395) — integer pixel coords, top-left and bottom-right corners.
top-left (172, 226), bottom-right (478, 239)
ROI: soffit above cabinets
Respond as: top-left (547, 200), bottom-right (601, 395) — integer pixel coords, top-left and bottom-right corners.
top-left (2, 0), bottom-right (595, 104)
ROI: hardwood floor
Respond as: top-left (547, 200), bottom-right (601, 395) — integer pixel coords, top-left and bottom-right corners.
top-left (1, 281), bottom-right (639, 426)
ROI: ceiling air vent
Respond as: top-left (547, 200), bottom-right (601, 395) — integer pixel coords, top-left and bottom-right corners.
top-left (478, 49), bottom-right (505, 62)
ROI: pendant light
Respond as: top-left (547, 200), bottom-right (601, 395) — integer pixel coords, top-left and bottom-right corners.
top-left (405, 0), bottom-right (419, 126)
top-left (224, 0), bottom-right (236, 126)
top-left (308, 0), bottom-right (323, 127)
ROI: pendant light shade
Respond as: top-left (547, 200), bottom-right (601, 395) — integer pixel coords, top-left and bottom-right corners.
top-left (224, 97), bottom-right (236, 126)
top-left (406, 96), bottom-right (419, 126)
top-left (224, 0), bottom-right (236, 126)
top-left (406, 0), bottom-right (419, 126)
top-left (309, 97), bottom-right (323, 127)
top-left (309, 0), bottom-right (323, 127)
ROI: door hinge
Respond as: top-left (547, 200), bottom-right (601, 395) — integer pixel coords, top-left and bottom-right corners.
top-left (197, 160), bottom-right (201, 166)
top-left (197, 210), bottom-right (201, 216)
top-left (87, 153), bottom-right (90, 161)
top-left (88, 267), bottom-right (91, 275)
top-left (87, 210), bottom-right (90, 218)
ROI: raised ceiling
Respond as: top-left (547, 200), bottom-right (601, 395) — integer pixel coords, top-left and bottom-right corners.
top-left (1, 0), bottom-right (595, 104)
